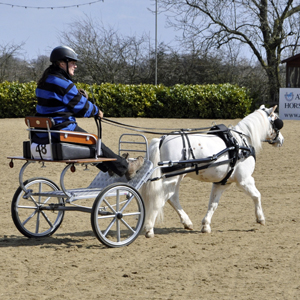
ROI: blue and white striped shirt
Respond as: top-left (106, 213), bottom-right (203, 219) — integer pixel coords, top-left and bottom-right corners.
top-left (35, 66), bottom-right (99, 141)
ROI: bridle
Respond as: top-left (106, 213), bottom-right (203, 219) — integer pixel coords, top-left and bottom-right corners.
top-left (261, 106), bottom-right (284, 144)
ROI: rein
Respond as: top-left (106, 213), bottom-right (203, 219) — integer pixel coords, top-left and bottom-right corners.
top-left (101, 117), bottom-right (236, 136)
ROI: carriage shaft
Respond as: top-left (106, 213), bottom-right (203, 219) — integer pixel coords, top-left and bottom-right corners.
top-left (158, 146), bottom-right (235, 166)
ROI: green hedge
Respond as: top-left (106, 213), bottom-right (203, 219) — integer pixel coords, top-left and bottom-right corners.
top-left (0, 81), bottom-right (252, 118)
top-left (0, 81), bottom-right (37, 118)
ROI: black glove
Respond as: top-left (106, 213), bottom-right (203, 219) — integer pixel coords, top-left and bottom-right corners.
top-left (78, 89), bottom-right (88, 99)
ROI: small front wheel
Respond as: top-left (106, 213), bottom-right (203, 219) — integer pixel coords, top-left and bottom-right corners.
top-left (11, 178), bottom-right (65, 238)
top-left (91, 183), bottom-right (145, 248)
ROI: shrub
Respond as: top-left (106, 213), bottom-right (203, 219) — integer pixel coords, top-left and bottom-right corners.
top-left (0, 81), bottom-right (252, 119)
top-left (0, 81), bottom-right (37, 118)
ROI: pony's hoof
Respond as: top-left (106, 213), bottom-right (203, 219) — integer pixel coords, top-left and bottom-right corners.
top-left (257, 219), bottom-right (265, 225)
top-left (145, 231), bottom-right (155, 238)
top-left (201, 226), bottom-right (211, 233)
top-left (184, 223), bottom-right (193, 230)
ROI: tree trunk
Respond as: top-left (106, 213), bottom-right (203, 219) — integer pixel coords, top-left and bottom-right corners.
top-left (265, 52), bottom-right (281, 105)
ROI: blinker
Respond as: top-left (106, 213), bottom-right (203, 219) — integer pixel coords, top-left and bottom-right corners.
top-left (274, 118), bottom-right (283, 130)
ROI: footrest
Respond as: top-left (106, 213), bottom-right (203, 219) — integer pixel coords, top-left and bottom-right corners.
top-left (89, 160), bottom-right (153, 191)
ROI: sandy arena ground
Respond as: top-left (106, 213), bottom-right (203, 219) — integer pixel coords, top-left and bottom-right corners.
top-left (0, 116), bottom-right (299, 300)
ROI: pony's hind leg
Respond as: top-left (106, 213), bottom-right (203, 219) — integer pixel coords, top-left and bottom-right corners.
top-left (144, 204), bottom-right (161, 238)
top-left (141, 180), bottom-right (166, 238)
top-left (236, 176), bottom-right (265, 225)
top-left (201, 183), bottom-right (231, 233)
top-left (166, 174), bottom-right (193, 230)
top-left (168, 196), bottom-right (193, 230)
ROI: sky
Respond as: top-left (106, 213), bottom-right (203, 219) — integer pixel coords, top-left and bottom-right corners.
top-left (0, 0), bottom-right (180, 60)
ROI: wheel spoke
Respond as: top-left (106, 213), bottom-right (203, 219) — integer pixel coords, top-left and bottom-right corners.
top-left (119, 194), bottom-right (134, 213)
top-left (121, 218), bottom-right (136, 233)
top-left (28, 195), bottom-right (39, 207)
top-left (17, 205), bottom-right (39, 210)
top-left (122, 212), bottom-right (141, 217)
top-left (97, 214), bottom-right (115, 219)
top-left (41, 211), bottom-right (54, 228)
top-left (116, 219), bottom-right (121, 242)
top-left (35, 211), bottom-right (41, 234)
top-left (41, 196), bottom-right (52, 205)
top-left (22, 210), bottom-right (37, 226)
top-left (103, 217), bottom-right (117, 237)
top-left (103, 198), bottom-right (117, 214)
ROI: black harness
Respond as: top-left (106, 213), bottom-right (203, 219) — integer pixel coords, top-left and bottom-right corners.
top-left (158, 124), bottom-right (255, 185)
top-left (208, 124), bottom-right (255, 184)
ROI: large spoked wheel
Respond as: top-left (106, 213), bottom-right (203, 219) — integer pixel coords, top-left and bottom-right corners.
top-left (91, 183), bottom-right (145, 248)
top-left (11, 178), bottom-right (65, 238)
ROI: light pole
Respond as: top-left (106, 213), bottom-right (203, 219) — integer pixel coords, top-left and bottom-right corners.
top-left (155, 0), bottom-right (158, 85)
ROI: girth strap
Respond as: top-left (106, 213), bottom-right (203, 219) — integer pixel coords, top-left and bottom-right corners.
top-left (215, 137), bottom-right (239, 185)
top-left (179, 131), bottom-right (187, 160)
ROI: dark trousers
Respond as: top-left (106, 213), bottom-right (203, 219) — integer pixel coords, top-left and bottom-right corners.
top-left (75, 125), bottom-right (128, 176)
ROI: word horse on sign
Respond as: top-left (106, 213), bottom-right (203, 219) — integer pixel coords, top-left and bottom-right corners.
top-left (141, 105), bottom-right (284, 238)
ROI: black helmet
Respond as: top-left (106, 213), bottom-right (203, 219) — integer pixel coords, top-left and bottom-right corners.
top-left (50, 46), bottom-right (79, 62)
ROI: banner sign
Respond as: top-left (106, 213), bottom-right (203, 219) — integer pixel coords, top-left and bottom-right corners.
top-left (279, 88), bottom-right (300, 120)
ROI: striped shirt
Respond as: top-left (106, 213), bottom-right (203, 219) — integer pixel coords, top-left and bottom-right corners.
top-left (35, 66), bottom-right (99, 141)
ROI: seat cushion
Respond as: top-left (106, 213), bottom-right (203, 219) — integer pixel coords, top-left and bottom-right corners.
top-left (23, 141), bottom-right (96, 160)
top-left (52, 142), bottom-right (96, 160)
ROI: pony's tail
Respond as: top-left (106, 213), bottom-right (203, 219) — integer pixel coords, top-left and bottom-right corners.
top-left (141, 138), bottom-right (164, 224)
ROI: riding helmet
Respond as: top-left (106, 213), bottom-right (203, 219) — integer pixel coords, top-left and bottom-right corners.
top-left (50, 46), bottom-right (79, 62)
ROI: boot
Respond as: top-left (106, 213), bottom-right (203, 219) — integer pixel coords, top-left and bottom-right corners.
top-left (122, 153), bottom-right (129, 160)
top-left (125, 156), bottom-right (144, 180)
top-left (107, 153), bottom-right (129, 176)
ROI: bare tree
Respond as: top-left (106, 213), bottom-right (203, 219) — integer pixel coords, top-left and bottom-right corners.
top-left (0, 42), bottom-right (25, 81)
top-left (60, 16), bottom-right (150, 84)
top-left (28, 55), bottom-right (50, 82)
top-left (158, 0), bottom-right (300, 103)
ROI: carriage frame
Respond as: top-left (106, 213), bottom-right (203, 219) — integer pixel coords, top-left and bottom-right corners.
top-left (8, 116), bottom-right (155, 248)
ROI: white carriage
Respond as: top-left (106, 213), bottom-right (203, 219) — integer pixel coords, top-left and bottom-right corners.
top-left (8, 116), bottom-right (153, 248)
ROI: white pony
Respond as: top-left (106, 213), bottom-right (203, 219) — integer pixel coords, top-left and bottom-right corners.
top-left (141, 105), bottom-right (284, 238)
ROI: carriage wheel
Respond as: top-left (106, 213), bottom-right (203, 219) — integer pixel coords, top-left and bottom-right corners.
top-left (91, 183), bottom-right (145, 248)
top-left (11, 178), bottom-right (65, 238)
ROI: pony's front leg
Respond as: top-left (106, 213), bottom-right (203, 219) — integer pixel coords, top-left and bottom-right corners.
top-left (201, 183), bottom-right (231, 233)
top-left (236, 176), bottom-right (265, 225)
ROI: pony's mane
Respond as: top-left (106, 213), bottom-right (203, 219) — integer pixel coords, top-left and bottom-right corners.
top-left (234, 109), bottom-right (269, 153)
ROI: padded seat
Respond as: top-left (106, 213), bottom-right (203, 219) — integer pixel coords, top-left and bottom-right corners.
top-left (24, 116), bottom-right (99, 160)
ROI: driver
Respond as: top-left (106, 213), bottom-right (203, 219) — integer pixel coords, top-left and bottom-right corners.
top-left (34, 45), bottom-right (144, 180)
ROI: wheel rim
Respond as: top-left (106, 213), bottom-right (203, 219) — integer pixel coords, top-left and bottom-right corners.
top-left (13, 179), bottom-right (64, 237)
top-left (92, 185), bottom-right (145, 247)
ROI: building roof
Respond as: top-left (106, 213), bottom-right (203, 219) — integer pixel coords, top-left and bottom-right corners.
top-left (282, 53), bottom-right (300, 63)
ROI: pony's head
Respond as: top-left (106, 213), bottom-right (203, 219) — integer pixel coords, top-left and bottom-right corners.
top-left (235, 105), bottom-right (284, 153)
top-left (259, 105), bottom-right (284, 147)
